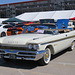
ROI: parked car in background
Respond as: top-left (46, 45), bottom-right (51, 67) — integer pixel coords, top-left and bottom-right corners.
top-left (7, 24), bottom-right (25, 36)
top-left (0, 24), bottom-right (13, 37)
top-left (22, 23), bottom-right (58, 34)
top-left (7, 22), bottom-right (34, 36)
top-left (68, 21), bottom-right (75, 30)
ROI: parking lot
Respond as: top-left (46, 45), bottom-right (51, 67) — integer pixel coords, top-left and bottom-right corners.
top-left (0, 48), bottom-right (75, 75)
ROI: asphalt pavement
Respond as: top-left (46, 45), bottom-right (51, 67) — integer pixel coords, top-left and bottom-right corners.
top-left (0, 48), bottom-right (75, 75)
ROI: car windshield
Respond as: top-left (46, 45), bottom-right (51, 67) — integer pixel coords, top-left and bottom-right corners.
top-left (35, 29), bottom-right (54, 34)
top-left (22, 24), bottom-right (58, 34)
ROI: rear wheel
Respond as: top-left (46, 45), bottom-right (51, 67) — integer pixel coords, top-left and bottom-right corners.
top-left (69, 41), bottom-right (75, 51)
top-left (38, 48), bottom-right (51, 66)
top-left (1, 32), bottom-right (6, 37)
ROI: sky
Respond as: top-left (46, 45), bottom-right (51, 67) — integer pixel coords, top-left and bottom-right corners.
top-left (0, 0), bottom-right (34, 5)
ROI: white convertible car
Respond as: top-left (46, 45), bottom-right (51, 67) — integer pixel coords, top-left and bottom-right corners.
top-left (0, 24), bottom-right (75, 65)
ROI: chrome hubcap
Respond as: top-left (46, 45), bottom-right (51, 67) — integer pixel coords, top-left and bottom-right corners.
top-left (71, 42), bottom-right (75, 50)
top-left (44, 48), bottom-right (51, 64)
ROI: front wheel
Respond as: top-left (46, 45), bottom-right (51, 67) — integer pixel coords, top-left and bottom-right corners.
top-left (1, 32), bottom-right (6, 37)
top-left (38, 48), bottom-right (51, 66)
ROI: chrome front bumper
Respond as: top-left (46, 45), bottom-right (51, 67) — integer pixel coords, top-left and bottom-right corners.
top-left (0, 49), bottom-right (46, 61)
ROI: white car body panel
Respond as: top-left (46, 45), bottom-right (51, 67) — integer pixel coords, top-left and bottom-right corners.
top-left (0, 30), bottom-right (75, 61)
top-left (0, 25), bottom-right (7, 36)
top-left (0, 31), bottom-right (75, 52)
top-left (0, 24), bottom-right (12, 36)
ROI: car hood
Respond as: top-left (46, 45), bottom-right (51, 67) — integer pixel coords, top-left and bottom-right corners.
top-left (0, 34), bottom-right (53, 46)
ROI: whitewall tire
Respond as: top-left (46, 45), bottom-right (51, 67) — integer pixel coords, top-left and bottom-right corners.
top-left (69, 41), bottom-right (75, 51)
top-left (38, 48), bottom-right (51, 65)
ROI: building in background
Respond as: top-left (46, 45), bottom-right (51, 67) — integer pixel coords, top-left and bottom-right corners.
top-left (0, 0), bottom-right (75, 18)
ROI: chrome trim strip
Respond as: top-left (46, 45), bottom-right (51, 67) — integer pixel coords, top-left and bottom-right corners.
top-left (41, 35), bottom-right (75, 45)
top-left (18, 51), bottom-right (37, 53)
top-left (18, 54), bottom-right (36, 57)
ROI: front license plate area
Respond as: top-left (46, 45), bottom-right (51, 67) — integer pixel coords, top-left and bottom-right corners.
top-left (9, 54), bottom-right (16, 59)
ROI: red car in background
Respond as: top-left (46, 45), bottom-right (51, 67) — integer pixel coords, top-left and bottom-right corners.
top-left (7, 22), bottom-right (34, 36)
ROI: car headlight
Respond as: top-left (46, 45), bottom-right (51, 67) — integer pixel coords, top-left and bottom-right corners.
top-left (33, 44), bottom-right (39, 50)
top-left (28, 44), bottom-right (39, 50)
top-left (28, 44), bottom-right (33, 49)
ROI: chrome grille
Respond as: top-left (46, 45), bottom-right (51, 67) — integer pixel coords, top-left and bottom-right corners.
top-left (0, 46), bottom-right (37, 60)
top-left (18, 52), bottom-right (36, 55)
top-left (0, 46), bottom-right (37, 51)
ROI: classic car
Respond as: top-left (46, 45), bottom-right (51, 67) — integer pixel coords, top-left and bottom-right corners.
top-left (22, 23), bottom-right (57, 33)
top-left (68, 21), bottom-right (75, 30)
top-left (0, 24), bottom-right (13, 37)
top-left (0, 24), bottom-right (75, 65)
top-left (7, 24), bottom-right (26, 36)
top-left (7, 22), bottom-right (34, 36)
